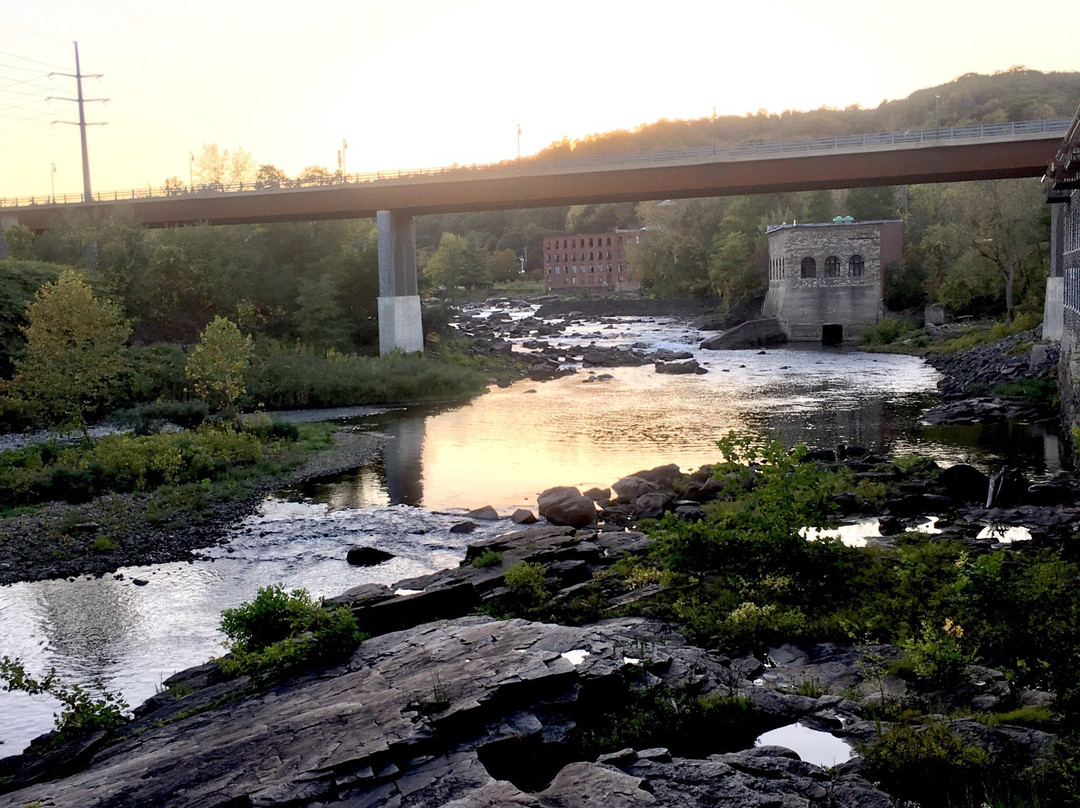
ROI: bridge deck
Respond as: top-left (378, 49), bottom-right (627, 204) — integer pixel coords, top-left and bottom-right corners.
top-left (3, 120), bottom-right (1068, 229)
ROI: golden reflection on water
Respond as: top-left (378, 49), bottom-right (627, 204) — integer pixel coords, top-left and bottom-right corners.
top-left (417, 370), bottom-right (751, 510)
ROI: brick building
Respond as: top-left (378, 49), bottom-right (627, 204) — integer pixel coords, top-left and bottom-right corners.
top-left (542, 230), bottom-right (643, 291)
top-left (762, 218), bottom-right (903, 343)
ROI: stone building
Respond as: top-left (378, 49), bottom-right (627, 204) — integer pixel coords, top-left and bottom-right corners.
top-left (542, 230), bottom-right (643, 291)
top-left (762, 218), bottom-right (903, 343)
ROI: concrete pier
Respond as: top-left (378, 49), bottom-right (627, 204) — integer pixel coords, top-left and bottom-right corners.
top-left (376, 209), bottom-right (424, 356)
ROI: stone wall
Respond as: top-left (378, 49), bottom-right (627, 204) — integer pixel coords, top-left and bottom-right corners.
top-left (763, 220), bottom-right (899, 342)
top-left (1059, 191), bottom-right (1080, 435)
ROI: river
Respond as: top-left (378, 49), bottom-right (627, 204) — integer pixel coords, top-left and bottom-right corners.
top-left (0, 312), bottom-right (1066, 755)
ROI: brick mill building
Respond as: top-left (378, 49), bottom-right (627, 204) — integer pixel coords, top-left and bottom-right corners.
top-left (762, 218), bottom-right (903, 343)
top-left (542, 230), bottom-right (643, 291)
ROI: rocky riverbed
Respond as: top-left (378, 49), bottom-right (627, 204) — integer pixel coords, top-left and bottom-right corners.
top-left (2, 447), bottom-right (1074, 807)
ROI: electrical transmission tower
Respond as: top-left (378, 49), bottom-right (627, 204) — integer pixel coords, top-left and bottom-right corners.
top-left (47, 42), bottom-right (106, 202)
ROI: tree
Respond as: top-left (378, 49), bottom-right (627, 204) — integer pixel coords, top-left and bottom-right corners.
top-left (185, 316), bottom-right (253, 414)
top-left (295, 274), bottom-right (352, 351)
top-left (193, 144), bottom-right (256, 186)
top-left (844, 186), bottom-right (899, 221)
top-left (961, 179), bottom-right (1045, 319)
top-left (2, 223), bottom-right (35, 259)
top-left (13, 270), bottom-right (131, 440)
top-left (256, 164), bottom-right (287, 186)
top-left (708, 231), bottom-right (764, 303)
top-left (423, 232), bottom-right (492, 290)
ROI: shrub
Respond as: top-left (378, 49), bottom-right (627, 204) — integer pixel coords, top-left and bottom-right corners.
top-left (504, 562), bottom-right (548, 604)
top-left (860, 316), bottom-right (918, 346)
top-left (901, 618), bottom-right (973, 690)
top-left (219, 585), bottom-right (364, 684)
top-left (861, 720), bottom-right (995, 807)
top-left (0, 655), bottom-right (128, 746)
top-left (472, 550), bottom-right (503, 569)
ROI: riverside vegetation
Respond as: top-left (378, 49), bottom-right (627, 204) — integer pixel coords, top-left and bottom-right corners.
top-left (8, 433), bottom-right (1080, 807)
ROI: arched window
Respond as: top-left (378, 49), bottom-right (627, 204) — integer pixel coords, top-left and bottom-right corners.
top-left (825, 256), bottom-right (840, 277)
top-left (801, 257), bottom-right (817, 278)
top-left (607, 237), bottom-right (612, 246)
top-left (849, 255), bottom-right (864, 277)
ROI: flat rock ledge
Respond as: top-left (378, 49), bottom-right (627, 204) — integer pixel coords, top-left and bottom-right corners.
top-left (0, 616), bottom-right (899, 808)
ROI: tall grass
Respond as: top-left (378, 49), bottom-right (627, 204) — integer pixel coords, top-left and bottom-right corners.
top-left (243, 342), bottom-right (489, 410)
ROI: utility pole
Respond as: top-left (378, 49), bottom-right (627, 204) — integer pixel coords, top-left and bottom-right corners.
top-left (48, 42), bottom-right (107, 202)
top-left (516, 123), bottom-right (521, 161)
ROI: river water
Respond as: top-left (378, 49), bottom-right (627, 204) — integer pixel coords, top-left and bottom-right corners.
top-left (0, 312), bottom-right (1066, 755)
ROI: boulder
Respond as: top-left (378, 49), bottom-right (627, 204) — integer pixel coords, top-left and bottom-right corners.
top-left (655, 359), bottom-right (704, 375)
top-left (538, 486), bottom-right (583, 518)
top-left (511, 508), bottom-right (538, 525)
top-left (545, 495), bottom-right (598, 527)
top-left (635, 492), bottom-right (672, 519)
top-left (465, 506), bottom-right (501, 521)
top-left (450, 521), bottom-right (479, 534)
top-left (346, 546), bottom-right (396, 567)
top-left (612, 476), bottom-right (658, 501)
top-left (936, 464), bottom-right (989, 504)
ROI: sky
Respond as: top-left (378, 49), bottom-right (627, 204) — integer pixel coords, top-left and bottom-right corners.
top-left (1, 0), bottom-right (1077, 201)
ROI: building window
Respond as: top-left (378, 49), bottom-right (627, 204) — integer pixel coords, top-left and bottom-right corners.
top-left (801, 257), bottom-right (817, 278)
top-left (825, 256), bottom-right (840, 277)
top-left (849, 255), bottom-right (864, 277)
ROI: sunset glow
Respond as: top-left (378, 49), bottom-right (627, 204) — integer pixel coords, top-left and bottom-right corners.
top-left (1, 0), bottom-right (1076, 200)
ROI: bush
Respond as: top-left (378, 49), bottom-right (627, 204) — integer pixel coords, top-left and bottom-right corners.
top-left (0, 655), bottom-right (128, 746)
top-left (901, 618), bottom-right (974, 690)
top-left (219, 585), bottom-right (364, 684)
top-left (472, 550), bottom-right (503, 569)
top-left (504, 562), bottom-right (548, 604)
top-left (860, 316), bottom-right (919, 346)
top-left (861, 720), bottom-right (999, 807)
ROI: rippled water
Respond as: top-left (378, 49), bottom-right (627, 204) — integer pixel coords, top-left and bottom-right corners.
top-left (0, 313), bottom-right (1066, 754)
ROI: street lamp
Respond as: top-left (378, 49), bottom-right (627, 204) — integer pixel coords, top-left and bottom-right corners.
top-left (934, 93), bottom-right (941, 130)
top-left (342, 138), bottom-right (348, 178)
top-left (189, 151), bottom-right (195, 189)
top-left (516, 123), bottom-right (521, 161)
top-left (50, 163), bottom-right (56, 203)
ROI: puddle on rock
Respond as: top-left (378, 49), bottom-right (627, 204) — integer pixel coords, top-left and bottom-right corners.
top-left (754, 721), bottom-right (853, 767)
top-left (978, 524), bottom-right (1033, 543)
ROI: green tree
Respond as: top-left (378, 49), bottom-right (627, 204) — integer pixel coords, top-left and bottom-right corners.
top-left (961, 179), bottom-right (1045, 319)
top-left (707, 231), bottom-right (765, 303)
top-left (844, 186), bottom-right (899, 221)
top-left (490, 249), bottom-right (521, 284)
top-left (2, 223), bottom-right (35, 259)
top-left (13, 270), bottom-right (131, 440)
top-left (423, 232), bottom-right (492, 290)
top-left (185, 316), bottom-right (253, 414)
top-left (295, 274), bottom-right (352, 351)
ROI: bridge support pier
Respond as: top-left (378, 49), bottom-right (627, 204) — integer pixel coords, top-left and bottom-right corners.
top-left (1044, 204), bottom-right (1066, 341)
top-left (377, 210), bottom-right (424, 356)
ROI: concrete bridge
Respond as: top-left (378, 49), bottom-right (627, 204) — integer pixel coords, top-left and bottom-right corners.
top-left (1, 119), bottom-right (1070, 354)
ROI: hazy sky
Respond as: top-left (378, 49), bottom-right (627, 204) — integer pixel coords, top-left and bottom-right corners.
top-left (1, 0), bottom-right (1077, 200)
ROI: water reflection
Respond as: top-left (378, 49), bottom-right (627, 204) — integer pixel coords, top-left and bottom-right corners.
top-left (290, 348), bottom-right (1064, 513)
top-left (755, 722), bottom-right (853, 767)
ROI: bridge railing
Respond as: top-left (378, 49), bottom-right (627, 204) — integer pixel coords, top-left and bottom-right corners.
top-left (1, 118), bottom-right (1070, 210)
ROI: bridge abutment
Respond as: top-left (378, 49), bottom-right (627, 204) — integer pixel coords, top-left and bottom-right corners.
top-left (376, 210), bottom-right (424, 356)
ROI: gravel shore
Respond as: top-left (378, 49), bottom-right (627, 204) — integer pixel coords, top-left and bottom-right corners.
top-left (0, 428), bottom-right (385, 586)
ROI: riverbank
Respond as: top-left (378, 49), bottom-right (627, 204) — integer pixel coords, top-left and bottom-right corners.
top-left (6, 444), bottom-right (1080, 806)
top-left (0, 428), bottom-right (384, 586)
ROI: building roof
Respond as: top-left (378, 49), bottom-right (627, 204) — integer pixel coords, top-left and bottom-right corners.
top-left (766, 219), bottom-right (903, 234)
